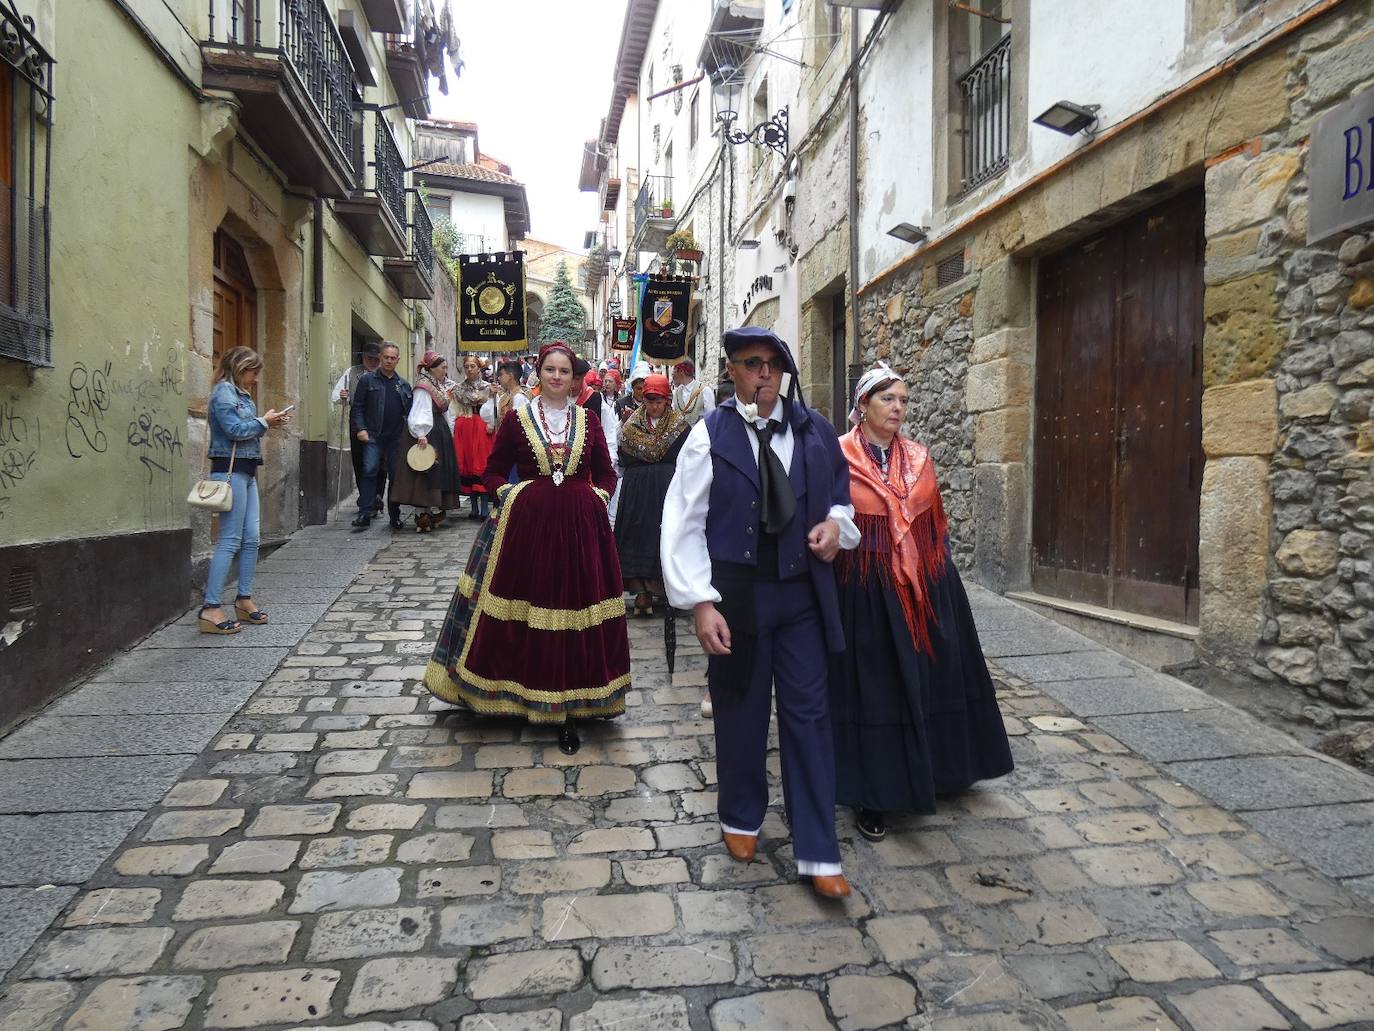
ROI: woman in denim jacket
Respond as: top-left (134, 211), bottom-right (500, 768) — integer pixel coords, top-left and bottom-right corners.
top-left (200, 346), bottom-right (292, 634)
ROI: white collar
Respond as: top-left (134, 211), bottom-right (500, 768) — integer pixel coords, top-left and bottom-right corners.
top-left (734, 398), bottom-right (784, 431)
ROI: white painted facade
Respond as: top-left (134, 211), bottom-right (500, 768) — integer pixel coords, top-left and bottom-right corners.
top-left (856, 0), bottom-right (1331, 285)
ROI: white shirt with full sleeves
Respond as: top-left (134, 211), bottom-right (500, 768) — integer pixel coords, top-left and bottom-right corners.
top-left (660, 404), bottom-right (860, 611)
top-left (406, 389), bottom-right (434, 438)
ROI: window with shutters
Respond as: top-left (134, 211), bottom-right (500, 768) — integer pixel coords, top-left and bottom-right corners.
top-left (0, 1), bottom-right (54, 367)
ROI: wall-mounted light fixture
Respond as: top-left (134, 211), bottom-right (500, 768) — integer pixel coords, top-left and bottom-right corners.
top-left (711, 64), bottom-right (789, 157)
top-left (1033, 101), bottom-right (1100, 136)
top-left (608, 246), bottom-right (622, 268)
top-left (886, 222), bottom-right (929, 245)
top-left (737, 239), bottom-right (761, 250)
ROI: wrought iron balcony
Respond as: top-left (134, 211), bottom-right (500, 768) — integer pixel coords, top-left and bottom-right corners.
top-left (957, 33), bottom-right (1011, 194)
top-left (413, 197), bottom-right (434, 280)
top-left (384, 36), bottom-right (430, 119)
top-left (202, 0), bottom-right (357, 197)
top-left (334, 110), bottom-right (407, 256)
top-left (384, 195), bottom-right (434, 299)
top-left (632, 175), bottom-right (675, 255)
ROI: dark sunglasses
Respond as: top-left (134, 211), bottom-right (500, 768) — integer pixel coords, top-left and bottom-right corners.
top-left (731, 356), bottom-right (784, 373)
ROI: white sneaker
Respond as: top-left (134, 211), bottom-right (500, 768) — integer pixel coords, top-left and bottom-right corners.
top-left (700, 696), bottom-right (713, 718)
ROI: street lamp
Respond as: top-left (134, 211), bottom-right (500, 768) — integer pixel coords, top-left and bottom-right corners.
top-left (710, 64), bottom-right (789, 157)
top-left (887, 222), bottom-right (929, 245)
top-left (1033, 101), bottom-right (1100, 137)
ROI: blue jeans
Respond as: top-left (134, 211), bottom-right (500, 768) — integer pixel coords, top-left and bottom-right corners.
top-left (204, 471), bottom-right (260, 607)
top-left (357, 436), bottom-right (401, 518)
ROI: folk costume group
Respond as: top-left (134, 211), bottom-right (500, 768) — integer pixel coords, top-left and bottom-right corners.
top-left (423, 329), bottom-right (1012, 898)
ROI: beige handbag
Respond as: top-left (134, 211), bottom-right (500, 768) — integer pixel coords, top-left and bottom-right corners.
top-left (187, 442), bottom-right (237, 512)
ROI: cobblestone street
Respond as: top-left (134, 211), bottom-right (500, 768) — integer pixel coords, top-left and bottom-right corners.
top-left (3, 515), bottom-right (1374, 1031)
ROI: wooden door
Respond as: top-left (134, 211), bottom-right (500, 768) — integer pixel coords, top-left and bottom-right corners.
top-left (212, 229), bottom-right (257, 369)
top-left (1032, 190), bottom-right (1203, 623)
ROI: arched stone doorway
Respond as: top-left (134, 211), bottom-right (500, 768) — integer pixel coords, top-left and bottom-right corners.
top-left (525, 292), bottom-right (544, 347)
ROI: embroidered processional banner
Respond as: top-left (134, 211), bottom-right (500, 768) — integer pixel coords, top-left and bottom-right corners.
top-left (637, 275), bottom-right (692, 363)
top-left (458, 252), bottom-right (528, 352)
top-left (612, 318), bottom-right (636, 352)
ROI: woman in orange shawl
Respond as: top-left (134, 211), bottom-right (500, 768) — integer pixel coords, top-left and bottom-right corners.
top-left (829, 364), bottom-right (1013, 843)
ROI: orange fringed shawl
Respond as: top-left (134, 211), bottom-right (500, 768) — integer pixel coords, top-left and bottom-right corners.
top-left (839, 427), bottom-right (948, 657)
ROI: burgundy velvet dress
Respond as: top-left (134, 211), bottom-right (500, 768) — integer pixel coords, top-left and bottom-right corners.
top-left (424, 401), bottom-right (631, 723)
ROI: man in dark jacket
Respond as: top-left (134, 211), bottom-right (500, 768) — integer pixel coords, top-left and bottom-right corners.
top-left (660, 326), bottom-right (860, 899)
top-left (349, 342), bottom-right (412, 529)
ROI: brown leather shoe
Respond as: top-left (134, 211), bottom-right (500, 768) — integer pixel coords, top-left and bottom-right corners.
top-left (810, 874), bottom-right (852, 899)
top-left (722, 832), bottom-right (757, 862)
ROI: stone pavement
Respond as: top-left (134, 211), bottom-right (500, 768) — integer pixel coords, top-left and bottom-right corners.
top-left (2, 514), bottom-right (1374, 1030)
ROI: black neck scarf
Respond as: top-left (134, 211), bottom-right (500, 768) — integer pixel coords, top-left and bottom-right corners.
top-left (752, 421), bottom-right (797, 535)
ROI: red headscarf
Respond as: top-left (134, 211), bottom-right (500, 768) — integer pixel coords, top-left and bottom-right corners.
top-left (642, 373), bottom-right (671, 399)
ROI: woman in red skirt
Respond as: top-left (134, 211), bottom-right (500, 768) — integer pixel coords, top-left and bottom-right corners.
top-left (424, 341), bottom-right (629, 755)
top-left (452, 355), bottom-right (494, 520)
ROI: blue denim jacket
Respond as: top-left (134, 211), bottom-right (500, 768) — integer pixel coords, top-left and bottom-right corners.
top-left (208, 380), bottom-right (268, 460)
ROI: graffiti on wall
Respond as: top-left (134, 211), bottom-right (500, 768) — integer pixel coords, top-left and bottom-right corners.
top-left (0, 396), bottom-right (40, 524)
top-left (127, 410), bottom-right (184, 481)
top-left (64, 360), bottom-right (112, 459)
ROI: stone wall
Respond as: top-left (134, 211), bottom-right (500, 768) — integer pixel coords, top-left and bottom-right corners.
top-left (856, 263), bottom-right (979, 570)
top-left (1200, 10), bottom-right (1374, 709)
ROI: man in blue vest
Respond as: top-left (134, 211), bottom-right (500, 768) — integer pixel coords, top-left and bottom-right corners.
top-left (661, 326), bottom-right (859, 898)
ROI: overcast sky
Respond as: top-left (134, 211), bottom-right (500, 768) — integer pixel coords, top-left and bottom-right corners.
top-left (427, 1), bottom-right (626, 253)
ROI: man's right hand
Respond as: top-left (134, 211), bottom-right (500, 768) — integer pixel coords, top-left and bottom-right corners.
top-left (356, 430), bottom-right (369, 443)
top-left (339, 388), bottom-right (349, 402)
top-left (693, 602), bottom-right (732, 656)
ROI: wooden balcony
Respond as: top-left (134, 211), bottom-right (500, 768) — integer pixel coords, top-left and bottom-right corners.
top-left (201, 0), bottom-right (356, 197)
top-left (360, 0), bottom-right (405, 33)
top-left (383, 197), bottom-right (434, 299)
top-left (335, 111), bottom-right (407, 256)
top-left (385, 39), bottom-right (430, 119)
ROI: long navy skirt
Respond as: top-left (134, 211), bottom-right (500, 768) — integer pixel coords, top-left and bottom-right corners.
top-left (829, 540), bottom-right (1014, 813)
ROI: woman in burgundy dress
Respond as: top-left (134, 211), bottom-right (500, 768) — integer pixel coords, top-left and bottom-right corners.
top-left (424, 341), bottom-right (629, 755)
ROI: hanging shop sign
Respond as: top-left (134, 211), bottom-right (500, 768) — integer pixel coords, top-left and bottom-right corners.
top-left (638, 274), bottom-right (692, 363)
top-left (612, 318), bottom-right (637, 352)
top-left (1310, 83), bottom-right (1374, 244)
top-left (458, 252), bottom-right (528, 352)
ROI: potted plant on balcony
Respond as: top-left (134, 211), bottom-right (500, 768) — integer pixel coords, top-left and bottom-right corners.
top-left (666, 229), bottom-right (702, 264)
top-left (659, 197), bottom-right (674, 219)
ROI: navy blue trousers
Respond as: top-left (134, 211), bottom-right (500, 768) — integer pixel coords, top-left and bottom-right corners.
top-left (709, 577), bottom-right (841, 868)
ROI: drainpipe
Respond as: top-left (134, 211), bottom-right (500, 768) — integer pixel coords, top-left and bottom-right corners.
top-left (312, 197), bottom-right (325, 313)
top-left (844, 7), bottom-right (861, 430)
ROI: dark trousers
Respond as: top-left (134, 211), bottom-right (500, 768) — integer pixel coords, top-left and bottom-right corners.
top-left (357, 436), bottom-right (400, 519)
top-left (710, 577), bottom-right (840, 867)
top-left (350, 435), bottom-right (386, 509)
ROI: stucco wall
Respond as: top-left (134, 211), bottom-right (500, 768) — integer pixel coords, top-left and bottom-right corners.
top-left (0, 0), bottom-right (201, 544)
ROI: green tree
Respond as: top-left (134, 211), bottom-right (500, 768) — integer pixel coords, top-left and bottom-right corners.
top-left (536, 258), bottom-right (588, 346)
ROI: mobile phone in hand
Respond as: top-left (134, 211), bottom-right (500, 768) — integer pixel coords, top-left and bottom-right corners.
top-left (280, 404), bottom-right (296, 414)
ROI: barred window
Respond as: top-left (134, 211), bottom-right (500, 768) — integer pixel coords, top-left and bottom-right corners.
top-left (0, 0), bottom-right (54, 367)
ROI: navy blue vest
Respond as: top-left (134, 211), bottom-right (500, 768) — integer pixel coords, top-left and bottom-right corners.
top-left (702, 398), bottom-right (850, 654)
top-left (704, 408), bottom-right (809, 581)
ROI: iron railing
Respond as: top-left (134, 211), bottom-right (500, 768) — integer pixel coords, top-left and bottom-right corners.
top-left (0, 0), bottom-right (55, 367)
top-left (958, 33), bottom-right (1010, 193)
top-left (373, 115), bottom-right (406, 226)
top-left (205, 0), bottom-right (355, 175)
top-left (412, 196), bottom-right (433, 279)
top-left (634, 175), bottom-right (674, 229)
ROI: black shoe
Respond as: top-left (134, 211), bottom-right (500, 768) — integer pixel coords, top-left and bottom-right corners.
top-left (389, 513), bottom-right (405, 530)
top-left (856, 808), bottom-right (886, 842)
top-left (558, 725), bottom-right (581, 755)
top-left (351, 515), bottom-right (371, 530)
